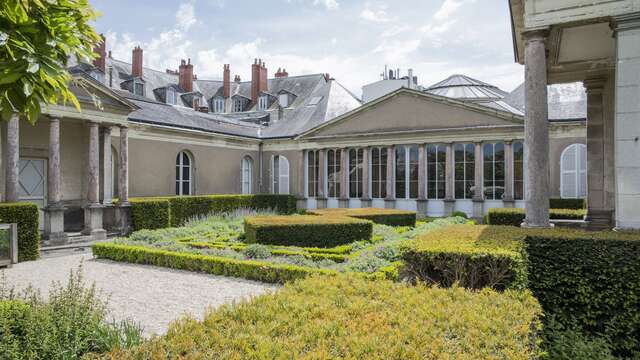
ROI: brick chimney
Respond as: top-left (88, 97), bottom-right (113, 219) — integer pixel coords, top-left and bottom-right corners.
top-left (234, 75), bottom-right (241, 83)
top-left (179, 58), bottom-right (194, 92)
top-left (275, 68), bottom-right (288, 78)
top-left (223, 64), bottom-right (230, 98)
top-left (93, 34), bottom-right (106, 73)
top-left (251, 59), bottom-right (268, 104)
top-left (192, 97), bottom-right (200, 110)
top-left (132, 46), bottom-right (143, 78)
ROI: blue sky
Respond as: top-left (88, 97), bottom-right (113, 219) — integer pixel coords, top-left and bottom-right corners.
top-left (90, 0), bottom-right (523, 96)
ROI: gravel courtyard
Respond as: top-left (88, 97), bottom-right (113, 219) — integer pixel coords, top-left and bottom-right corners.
top-left (1, 250), bottom-right (279, 336)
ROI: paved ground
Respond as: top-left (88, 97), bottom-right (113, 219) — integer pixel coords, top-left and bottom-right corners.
top-left (1, 250), bottom-right (278, 336)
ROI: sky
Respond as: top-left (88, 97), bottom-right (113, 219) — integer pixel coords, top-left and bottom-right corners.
top-left (90, 0), bottom-right (524, 97)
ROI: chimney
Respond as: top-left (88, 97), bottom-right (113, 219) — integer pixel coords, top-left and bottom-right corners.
top-left (234, 75), bottom-right (241, 83)
top-left (179, 58), bottom-right (194, 92)
top-left (324, 73), bottom-right (331, 82)
top-left (260, 60), bottom-right (268, 93)
top-left (223, 64), bottom-right (230, 98)
top-left (93, 34), bottom-right (106, 73)
top-left (132, 46), bottom-right (143, 78)
top-left (251, 58), bottom-right (260, 104)
top-left (275, 67), bottom-right (288, 78)
top-left (192, 97), bottom-right (200, 110)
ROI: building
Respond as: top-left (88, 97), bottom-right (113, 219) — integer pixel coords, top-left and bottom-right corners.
top-left (1, 38), bottom-right (586, 244)
top-left (361, 66), bottom-right (422, 103)
top-left (508, 0), bottom-right (640, 229)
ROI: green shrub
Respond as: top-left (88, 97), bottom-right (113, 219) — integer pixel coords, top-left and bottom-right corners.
top-left (486, 207), bottom-right (586, 226)
top-left (543, 317), bottom-right (615, 360)
top-left (92, 243), bottom-right (337, 284)
top-left (0, 202), bottom-right (39, 261)
top-left (129, 198), bottom-right (171, 231)
top-left (101, 275), bottom-right (543, 360)
top-left (244, 215), bottom-right (373, 248)
top-left (451, 210), bottom-right (468, 218)
top-left (243, 244), bottom-right (271, 259)
top-left (549, 198), bottom-right (586, 210)
top-left (308, 208), bottom-right (416, 227)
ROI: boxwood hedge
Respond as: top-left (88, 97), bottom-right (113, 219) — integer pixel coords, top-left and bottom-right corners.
top-left (0, 202), bottom-right (39, 261)
top-left (307, 208), bottom-right (416, 227)
top-left (486, 207), bottom-right (586, 226)
top-left (549, 198), bottom-right (586, 210)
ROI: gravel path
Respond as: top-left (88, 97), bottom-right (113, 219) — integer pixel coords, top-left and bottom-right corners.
top-left (1, 252), bottom-right (279, 336)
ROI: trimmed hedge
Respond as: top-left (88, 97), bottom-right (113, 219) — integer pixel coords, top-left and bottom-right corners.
top-left (308, 208), bottom-right (416, 227)
top-left (402, 225), bottom-right (528, 290)
top-left (128, 194), bottom-right (297, 230)
top-left (92, 243), bottom-right (336, 284)
top-left (486, 207), bottom-right (586, 226)
top-left (101, 275), bottom-right (543, 359)
top-left (244, 215), bottom-right (372, 248)
top-left (0, 202), bottom-right (39, 261)
top-left (550, 198), bottom-right (586, 210)
top-left (187, 242), bottom-right (349, 263)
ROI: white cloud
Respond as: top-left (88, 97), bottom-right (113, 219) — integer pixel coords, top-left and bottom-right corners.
top-left (313, 0), bottom-right (339, 10)
top-left (176, 2), bottom-right (197, 31)
top-left (433, 0), bottom-right (463, 21)
top-left (373, 38), bottom-right (421, 64)
top-left (360, 3), bottom-right (392, 23)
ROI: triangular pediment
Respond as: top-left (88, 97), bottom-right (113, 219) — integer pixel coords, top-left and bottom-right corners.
top-left (300, 89), bottom-right (522, 138)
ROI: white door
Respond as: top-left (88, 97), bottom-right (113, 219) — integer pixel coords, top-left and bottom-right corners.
top-left (19, 158), bottom-right (47, 230)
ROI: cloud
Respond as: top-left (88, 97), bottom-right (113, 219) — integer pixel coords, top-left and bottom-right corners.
top-left (176, 2), bottom-right (197, 31)
top-left (360, 3), bottom-right (392, 23)
top-left (433, 0), bottom-right (464, 21)
top-left (313, 0), bottom-right (339, 10)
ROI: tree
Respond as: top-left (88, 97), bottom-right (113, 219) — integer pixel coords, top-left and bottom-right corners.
top-left (0, 0), bottom-right (101, 124)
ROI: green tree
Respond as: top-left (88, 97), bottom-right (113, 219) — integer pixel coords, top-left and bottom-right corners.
top-left (0, 0), bottom-right (101, 124)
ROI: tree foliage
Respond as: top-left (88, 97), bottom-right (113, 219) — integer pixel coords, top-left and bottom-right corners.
top-left (0, 0), bottom-right (100, 123)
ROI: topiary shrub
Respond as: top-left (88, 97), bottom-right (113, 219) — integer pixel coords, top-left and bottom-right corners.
top-left (486, 207), bottom-right (586, 226)
top-left (0, 202), bottom-right (39, 261)
top-left (129, 198), bottom-right (171, 231)
top-left (549, 198), bottom-right (586, 210)
top-left (451, 211), bottom-right (468, 219)
top-left (307, 208), bottom-right (416, 227)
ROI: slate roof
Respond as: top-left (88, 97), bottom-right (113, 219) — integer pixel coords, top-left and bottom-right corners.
top-left (504, 82), bottom-right (587, 121)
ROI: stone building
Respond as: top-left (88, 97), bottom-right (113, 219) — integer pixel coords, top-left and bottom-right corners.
top-left (1, 40), bottom-right (587, 244)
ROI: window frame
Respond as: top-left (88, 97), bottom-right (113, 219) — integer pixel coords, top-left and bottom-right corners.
top-left (454, 143), bottom-right (475, 199)
top-left (133, 81), bottom-right (144, 96)
top-left (427, 144), bottom-right (446, 200)
top-left (513, 141), bottom-right (525, 200)
top-left (306, 150), bottom-right (319, 198)
top-left (212, 97), bottom-right (225, 113)
top-left (258, 95), bottom-right (269, 111)
top-left (560, 143), bottom-right (587, 199)
top-left (241, 156), bottom-right (253, 194)
top-left (327, 149), bottom-right (341, 198)
top-left (371, 147), bottom-right (387, 199)
top-left (278, 93), bottom-right (289, 107)
top-left (483, 142), bottom-right (505, 200)
top-left (166, 88), bottom-right (177, 105)
top-left (175, 151), bottom-right (193, 196)
top-left (272, 155), bottom-right (290, 194)
top-left (349, 148), bottom-right (364, 198)
top-left (233, 98), bottom-right (245, 112)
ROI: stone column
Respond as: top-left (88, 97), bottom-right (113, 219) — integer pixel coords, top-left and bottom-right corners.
top-left (384, 146), bottom-right (395, 208)
top-left (83, 121), bottom-right (106, 239)
top-left (296, 150), bottom-right (307, 210)
top-left (339, 148), bottom-right (349, 208)
top-left (117, 125), bottom-right (131, 234)
top-left (316, 149), bottom-right (327, 208)
top-left (44, 117), bottom-right (67, 244)
top-left (4, 114), bottom-right (19, 203)
top-left (101, 127), bottom-right (113, 205)
top-left (444, 143), bottom-right (455, 215)
top-left (472, 142), bottom-right (484, 221)
top-left (503, 140), bottom-right (515, 207)
top-left (417, 144), bottom-right (427, 216)
top-left (361, 147), bottom-right (371, 207)
top-left (522, 30), bottom-right (551, 228)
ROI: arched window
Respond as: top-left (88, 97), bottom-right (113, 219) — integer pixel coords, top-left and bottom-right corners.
top-left (176, 151), bottom-right (193, 195)
top-left (272, 155), bottom-right (290, 194)
top-left (561, 143), bottom-right (587, 198)
top-left (427, 144), bottom-right (446, 199)
top-left (371, 147), bottom-right (387, 199)
top-left (327, 149), bottom-right (341, 198)
top-left (349, 148), bottom-right (364, 198)
top-left (307, 150), bottom-right (319, 197)
top-left (483, 142), bottom-right (505, 200)
top-left (241, 156), bottom-right (253, 194)
top-left (513, 141), bottom-right (524, 200)
top-left (454, 143), bottom-right (475, 199)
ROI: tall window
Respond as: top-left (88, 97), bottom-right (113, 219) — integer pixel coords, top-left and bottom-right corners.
top-left (408, 146), bottom-right (419, 199)
top-left (349, 149), bottom-right (364, 198)
top-left (176, 151), bottom-right (193, 195)
top-left (427, 144), bottom-right (446, 199)
top-left (560, 143), bottom-right (587, 198)
top-left (454, 143), bottom-right (475, 199)
top-left (241, 156), bottom-right (253, 194)
top-left (394, 146), bottom-right (419, 199)
top-left (371, 147), bottom-right (387, 199)
top-left (258, 95), bottom-right (269, 111)
top-left (166, 88), bottom-right (177, 105)
top-left (483, 142), bottom-right (505, 200)
top-left (513, 141), bottom-right (524, 200)
top-left (307, 150), bottom-right (319, 197)
top-left (395, 147), bottom-right (406, 199)
top-left (134, 81), bottom-right (144, 96)
top-left (327, 149), bottom-right (341, 198)
top-left (233, 98), bottom-right (245, 112)
top-left (272, 155), bottom-right (290, 194)
top-left (212, 97), bottom-right (224, 113)
top-left (279, 93), bottom-right (289, 107)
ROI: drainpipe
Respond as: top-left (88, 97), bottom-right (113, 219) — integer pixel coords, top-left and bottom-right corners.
top-left (258, 142), bottom-right (264, 193)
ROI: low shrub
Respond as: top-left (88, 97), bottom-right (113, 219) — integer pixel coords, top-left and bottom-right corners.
top-left (451, 210), bottom-right (468, 218)
top-left (244, 215), bottom-right (372, 248)
top-left (129, 198), bottom-right (171, 231)
top-left (543, 317), bottom-right (615, 360)
top-left (308, 208), bottom-right (416, 227)
top-left (486, 207), bottom-right (586, 226)
top-left (242, 244), bottom-right (271, 259)
top-left (100, 275), bottom-right (543, 359)
top-left (0, 202), bottom-right (40, 261)
top-left (92, 243), bottom-right (337, 284)
top-left (549, 198), bottom-right (586, 210)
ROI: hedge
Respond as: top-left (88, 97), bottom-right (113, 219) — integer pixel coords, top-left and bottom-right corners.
top-left (486, 207), bottom-right (586, 226)
top-left (549, 198), bottom-right (586, 210)
top-left (128, 194), bottom-right (297, 230)
top-left (101, 275), bottom-right (543, 360)
top-left (92, 243), bottom-right (336, 284)
top-left (401, 225), bottom-right (528, 290)
top-left (308, 208), bottom-right (416, 227)
top-left (187, 242), bottom-right (349, 262)
top-left (244, 215), bottom-right (372, 248)
top-left (0, 202), bottom-right (39, 261)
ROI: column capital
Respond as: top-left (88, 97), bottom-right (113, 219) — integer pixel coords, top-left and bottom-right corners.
top-left (118, 123), bottom-right (129, 129)
top-left (504, 139), bottom-right (513, 145)
top-left (522, 28), bottom-right (550, 42)
top-left (48, 116), bottom-right (61, 122)
top-left (611, 12), bottom-right (640, 33)
top-left (584, 77), bottom-right (606, 94)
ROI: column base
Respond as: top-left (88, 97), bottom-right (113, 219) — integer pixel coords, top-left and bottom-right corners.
top-left (316, 197), bottom-right (328, 209)
top-left (296, 197), bottom-right (307, 211)
top-left (584, 209), bottom-right (613, 231)
top-left (116, 202), bottom-right (132, 235)
top-left (338, 197), bottom-right (349, 208)
top-left (472, 198), bottom-right (484, 223)
top-left (521, 221), bottom-right (554, 229)
top-left (416, 199), bottom-right (428, 218)
top-left (360, 198), bottom-right (372, 208)
top-left (444, 198), bottom-right (455, 216)
top-left (45, 204), bottom-right (68, 245)
top-left (83, 204), bottom-right (107, 240)
top-left (384, 198), bottom-right (395, 209)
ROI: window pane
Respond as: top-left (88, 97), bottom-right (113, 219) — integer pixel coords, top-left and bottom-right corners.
top-left (182, 181), bottom-right (190, 195)
top-left (395, 147), bottom-right (406, 199)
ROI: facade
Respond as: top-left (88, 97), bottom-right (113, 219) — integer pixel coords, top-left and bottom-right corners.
top-left (509, 0), bottom-right (640, 229)
top-left (1, 39), bottom-right (587, 244)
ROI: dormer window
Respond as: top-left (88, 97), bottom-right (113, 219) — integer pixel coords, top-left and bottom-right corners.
top-left (134, 81), bottom-right (144, 96)
top-left (166, 88), bottom-right (177, 105)
top-left (258, 95), bottom-right (269, 111)
top-left (233, 98), bottom-right (247, 112)
top-left (212, 97), bottom-right (225, 113)
top-left (90, 70), bottom-right (104, 84)
top-left (278, 93), bottom-right (289, 107)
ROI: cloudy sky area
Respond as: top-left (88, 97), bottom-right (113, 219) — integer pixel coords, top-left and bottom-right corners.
top-left (90, 0), bottom-right (524, 97)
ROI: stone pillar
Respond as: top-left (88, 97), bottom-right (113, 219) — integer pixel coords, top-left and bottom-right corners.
top-left (417, 144), bottom-right (427, 216)
top-left (4, 114), bottom-right (19, 203)
top-left (316, 149), bottom-right (327, 208)
top-left (444, 142), bottom-right (455, 215)
top-left (296, 150), bottom-right (307, 210)
top-left (472, 142), bottom-right (484, 221)
top-left (339, 148), bottom-right (349, 208)
top-left (101, 127), bottom-right (113, 205)
top-left (44, 117), bottom-right (67, 244)
top-left (83, 121), bottom-right (106, 239)
top-left (117, 125), bottom-right (131, 234)
top-left (522, 30), bottom-right (551, 228)
top-left (384, 146), bottom-right (395, 208)
top-left (612, 14), bottom-right (640, 229)
top-left (361, 147), bottom-right (371, 208)
top-left (503, 140), bottom-right (515, 207)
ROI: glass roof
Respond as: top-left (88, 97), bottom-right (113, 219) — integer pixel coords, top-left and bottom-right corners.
top-left (425, 74), bottom-right (507, 100)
